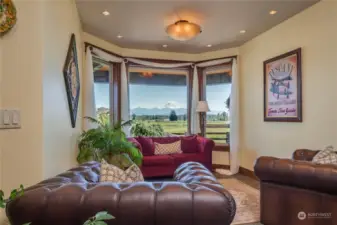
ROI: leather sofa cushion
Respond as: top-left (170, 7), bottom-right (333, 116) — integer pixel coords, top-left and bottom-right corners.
top-left (143, 155), bottom-right (174, 166)
top-left (171, 153), bottom-right (204, 165)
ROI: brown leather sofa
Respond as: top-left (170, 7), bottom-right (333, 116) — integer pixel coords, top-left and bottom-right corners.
top-left (6, 161), bottom-right (236, 225)
top-left (255, 149), bottom-right (337, 225)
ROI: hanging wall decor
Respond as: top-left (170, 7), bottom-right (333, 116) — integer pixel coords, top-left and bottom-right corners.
top-left (63, 34), bottom-right (80, 128)
top-left (0, 0), bottom-right (17, 36)
top-left (264, 48), bottom-right (302, 122)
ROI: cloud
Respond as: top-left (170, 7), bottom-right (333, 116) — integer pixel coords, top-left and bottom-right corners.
top-left (164, 101), bottom-right (181, 109)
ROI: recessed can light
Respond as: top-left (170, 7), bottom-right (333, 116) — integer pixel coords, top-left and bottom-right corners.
top-left (207, 44), bottom-right (212, 47)
top-left (117, 35), bottom-right (123, 39)
top-left (269, 10), bottom-right (277, 15)
top-left (162, 44), bottom-right (168, 48)
top-left (240, 30), bottom-right (246, 34)
top-left (102, 10), bottom-right (110, 16)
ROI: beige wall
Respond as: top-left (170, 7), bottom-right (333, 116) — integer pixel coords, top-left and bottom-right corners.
top-left (0, 35), bottom-right (3, 189)
top-left (1, 0), bottom-right (44, 195)
top-left (42, 0), bottom-right (83, 178)
top-left (239, 0), bottom-right (337, 170)
top-left (212, 151), bottom-right (229, 165)
top-left (0, 1), bottom-right (45, 221)
top-left (0, 0), bottom-right (83, 209)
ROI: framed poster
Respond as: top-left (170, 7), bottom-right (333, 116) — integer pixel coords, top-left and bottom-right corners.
top-left (264, 48), bottom-right (302, 122)
top-left (63, 34), bottom-right (80, 128)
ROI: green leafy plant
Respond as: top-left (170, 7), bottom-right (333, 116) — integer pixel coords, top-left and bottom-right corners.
top-left (131, 121), bottom-right (164, 137)
top-left (0, 185), bottom-right (24, 209)
top-left (84, 211), bottom-right (114, 225)
top-left (77, 116), bottom-right (143, 169)
top-left (0, 185), bottom-right (31, 225)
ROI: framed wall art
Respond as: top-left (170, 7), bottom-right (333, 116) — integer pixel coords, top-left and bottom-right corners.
top-left (63, 33), bottom-right (80, 128)
top-left (263, 48), bottom-right (302, 122)
top-left (0, 0), bottom-right (17, 36)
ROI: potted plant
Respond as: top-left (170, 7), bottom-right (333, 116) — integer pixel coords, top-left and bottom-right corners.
top-left (77, 115), bottom-right (143, 169)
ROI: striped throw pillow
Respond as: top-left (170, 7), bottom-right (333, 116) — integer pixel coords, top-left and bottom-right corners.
top-left (154, 140), bottom-right (182, 155)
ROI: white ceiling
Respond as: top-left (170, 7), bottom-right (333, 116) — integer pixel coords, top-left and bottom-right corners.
top-left (76, 0), bottom-right (319, 53)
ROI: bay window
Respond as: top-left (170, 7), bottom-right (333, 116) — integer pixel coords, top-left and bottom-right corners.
top-left (129, 67), bottom-right (189, 136)
top-left (93, 58), bottom-right (114, 124)
top-left (203, 65), bottom-right (232, 144)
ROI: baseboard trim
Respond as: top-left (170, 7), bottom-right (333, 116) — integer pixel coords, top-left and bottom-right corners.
top-left (239, 167), bottom-right (259, 180)
top-left (212, 164), bottom-right (230, 170)
top-left (212, 164), bottom-right (258, 180)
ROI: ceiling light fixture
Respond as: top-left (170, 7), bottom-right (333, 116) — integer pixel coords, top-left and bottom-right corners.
top-left (141, 72), bottom-right (153, 78)
top-left (240, 30), bottom-right (246, 34)
top-left (207, 44), bottom-right (212, 47)
top-left (117, 35), bottom-right (123, 39)
top-left (162, 44), bottom-right (168, 48)
top-left (166, 20), bottom-right (202, 41)
top-left (102, 10), bottom-right (110, 16)
top-left (269, 10), bottom-right (277, 15)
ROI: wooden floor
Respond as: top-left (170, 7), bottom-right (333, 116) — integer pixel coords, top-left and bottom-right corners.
top-left (214, 172), bottom-right (260, 190)
top-left (147, 173), bottom-right (260, 190)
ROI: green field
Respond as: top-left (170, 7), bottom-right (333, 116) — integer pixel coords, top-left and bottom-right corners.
top-left (136, 120), bottom-right (230, 144)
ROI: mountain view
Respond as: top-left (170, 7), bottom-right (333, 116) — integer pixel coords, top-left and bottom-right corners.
top-left (131, 106), bottom-right (187, 116)
top-left (130, 106), bottom-right (222, 116)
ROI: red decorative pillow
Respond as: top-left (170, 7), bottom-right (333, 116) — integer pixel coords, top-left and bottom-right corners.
top-left (127, 137), bottom-right (142, 152)
top-left (136, 136), bottom-right (155, 156)
top-left (152, 137), bottom-right (180, 144)
top-left (181, 135), bottom-right (200, 153)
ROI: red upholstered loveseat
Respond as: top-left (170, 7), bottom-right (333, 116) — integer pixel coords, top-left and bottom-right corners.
top-left (128, 136), bottom-right (214, 178)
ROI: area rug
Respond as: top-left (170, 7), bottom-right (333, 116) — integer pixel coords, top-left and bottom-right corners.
top-left (218, 178), bottom-right (260, 225)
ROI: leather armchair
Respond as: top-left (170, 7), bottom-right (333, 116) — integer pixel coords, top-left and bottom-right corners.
top-left (7, 162), bottom-right (236, 225)
top-left (255, 149), bottom-right (337, 225)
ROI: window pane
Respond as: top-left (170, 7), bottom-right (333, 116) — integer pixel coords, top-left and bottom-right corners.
top-left (93, 62), bottom-right (111, 125)
top-left (205, 73), bottom-right (231, 144)
top-left (129, 72), bottom-right (188, 136)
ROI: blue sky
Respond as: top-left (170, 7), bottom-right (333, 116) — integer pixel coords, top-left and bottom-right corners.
top-left (94, 83), bottom-right (231, 113)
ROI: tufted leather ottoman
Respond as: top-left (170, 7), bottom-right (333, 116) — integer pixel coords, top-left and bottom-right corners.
top-left (7, 161), bottom-right (236, 225)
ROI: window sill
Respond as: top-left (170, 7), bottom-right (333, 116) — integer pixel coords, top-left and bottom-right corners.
top-left (213, 144), bottom-right (230, 152)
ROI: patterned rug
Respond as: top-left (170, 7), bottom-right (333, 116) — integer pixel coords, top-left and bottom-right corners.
top-left (218, 178), bottom-right (260, 225)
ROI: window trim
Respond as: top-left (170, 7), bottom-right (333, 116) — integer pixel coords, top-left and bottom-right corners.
top-left (128, 66), bottom-right (191, 135)
top-left (201, 64), bottom-right (232, 147)
top-left (93, 57), bottom-right (114, 125)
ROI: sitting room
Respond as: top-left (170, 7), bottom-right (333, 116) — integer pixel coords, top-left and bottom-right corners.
top-left (0, 0), bottom-right (336, 224)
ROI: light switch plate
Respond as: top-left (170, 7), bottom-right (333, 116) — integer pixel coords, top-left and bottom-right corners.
top-left (3, 110), bottom-right (11, 125)
top-left (12, 110), bottom-right (20, 125)
top-left (0, 109), bottom-right (21, 129)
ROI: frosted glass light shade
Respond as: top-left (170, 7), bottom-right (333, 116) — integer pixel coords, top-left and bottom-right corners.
top-left (166, 20), bottom-right (202, 41)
